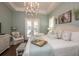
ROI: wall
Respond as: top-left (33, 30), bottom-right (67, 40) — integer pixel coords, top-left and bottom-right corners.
top-left (49, 2), bottom-right (79, 27)
top-left (38, 14), bottom-right (49, 34)
top-left (12, 12), bottom-right (25, 35)
top-left (0, 3), bottom-right (12, 33)
top-left (12, 12), bottom-right (49, 35)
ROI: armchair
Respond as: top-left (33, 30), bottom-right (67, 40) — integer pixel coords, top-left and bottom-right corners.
top-left (11, 32), bottom-right (24, 45)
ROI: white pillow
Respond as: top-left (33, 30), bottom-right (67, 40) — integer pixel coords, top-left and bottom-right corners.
top-left (55, 31), bottom-right (62, 39)
top-left (47, 32), bottom-right (57, 39)
top-left (71, 32), bottom-right (79, 41)
top-left (47, 31), bottom-right (54, 35)
top-left (47, 31), bottom-right (62, 39)
top-left (62, 31), bottom-right (71, 41)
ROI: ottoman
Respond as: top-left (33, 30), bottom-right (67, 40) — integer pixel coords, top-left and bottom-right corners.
top-left (16, 43), bottom-right (26, 56)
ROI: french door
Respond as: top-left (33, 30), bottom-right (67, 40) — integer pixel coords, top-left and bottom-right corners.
top-left (25, 18), bottom-right (39, 39)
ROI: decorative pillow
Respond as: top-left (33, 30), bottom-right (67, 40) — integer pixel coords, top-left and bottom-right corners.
top-left (31, 39), bottom-right (47, 47)
top-left (14, 33), bottom-right (18, 38)
top-left (47, 31), bottom-right (54, 35)
top-left (71, 32), bottom-right (79, 41)
top-left (12, 32), bottom-right (21, 38)
top-left (62, 31), bottom-right (71, 41)
top-left (47, 32), bottom-right (56, 39)
top-left (55, 31), bottom-right (62, 39)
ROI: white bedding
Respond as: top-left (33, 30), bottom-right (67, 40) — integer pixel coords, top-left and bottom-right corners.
top-left (23, 38), bottom-right (54, 56)
top-left (48, 39), bottom-right (79, 56)
top-left (23, 35), bottom-right (79, 56)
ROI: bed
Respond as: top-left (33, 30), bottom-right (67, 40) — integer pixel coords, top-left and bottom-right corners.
top-left (23, 24), bottom-right (79, 56)
top-left (47, 39), bottom-right (79, 56)
top-left (22, 35), bottom-right (53, 56)
top-left (23, 35), bottom-right (79, 56)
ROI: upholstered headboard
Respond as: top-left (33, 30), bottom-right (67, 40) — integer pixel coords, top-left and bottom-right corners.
top-left (55, 24), bottom-right (79, 32)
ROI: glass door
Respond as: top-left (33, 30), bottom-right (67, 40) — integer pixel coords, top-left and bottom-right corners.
top-left (34, 20), bottom-right (39, 35)
top-left (25, 18), bottom-right (39, 39)
top-left (27, 19), bottom-right (32, 37)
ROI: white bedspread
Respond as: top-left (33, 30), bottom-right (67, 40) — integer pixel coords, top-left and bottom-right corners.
top-left (23, 42), bottom-right (54, 56)
top-left (23, 35), bottom-right (79, 56)
top-left (43, 35), bottom-right (79, 56)
top-left (48, 39), bottom-right (79, 56)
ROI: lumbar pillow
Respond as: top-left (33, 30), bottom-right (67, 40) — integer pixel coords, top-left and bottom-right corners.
top-left (62, 31), bottom-right (71, 41)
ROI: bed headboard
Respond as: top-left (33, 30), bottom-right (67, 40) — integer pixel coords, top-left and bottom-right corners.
top-left (55, 24), bottom-right (79, 32)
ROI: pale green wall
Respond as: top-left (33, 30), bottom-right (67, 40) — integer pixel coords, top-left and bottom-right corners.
top-left (12, 12), bottom-right (25, 35)
top-left (49, 2), bottom-right (79, 27)
top-left (0, 3), bottom-right (12, 33)
top-left (38, 14), bottom-right (49, 34)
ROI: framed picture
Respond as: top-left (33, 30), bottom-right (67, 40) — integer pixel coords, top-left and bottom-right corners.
top-left (58, 10), bottom-right (72, 24)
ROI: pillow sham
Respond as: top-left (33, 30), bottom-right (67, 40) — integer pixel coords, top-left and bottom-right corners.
top-left (47, 33), bottom-right (56, 39)
top-left (55, 31), bottom-right (62, 39)
top-left (71, 32), bottom-right (79, 41)
top-left (47, 31), bottom-right (57, 39)
top-left (62, 31), bottom-right (71, 41)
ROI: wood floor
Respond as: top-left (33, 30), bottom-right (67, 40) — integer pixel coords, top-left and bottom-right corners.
top-left (0, 40), bottom-right (27, 56)
top-left (0, 44), bottom-right (20, 56)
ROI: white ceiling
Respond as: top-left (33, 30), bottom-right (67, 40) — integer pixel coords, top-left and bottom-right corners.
top-left (5, 2), bottom-right (60, 15)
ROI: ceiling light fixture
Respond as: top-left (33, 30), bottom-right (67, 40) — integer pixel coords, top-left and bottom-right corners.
top-left (24, 2), bottom-right (39, 16)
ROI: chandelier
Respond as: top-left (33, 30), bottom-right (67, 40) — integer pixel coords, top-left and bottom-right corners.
top-left (24, 2), bottom-right (39, 16)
